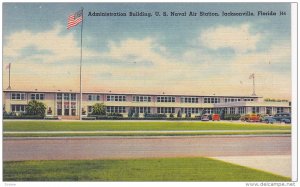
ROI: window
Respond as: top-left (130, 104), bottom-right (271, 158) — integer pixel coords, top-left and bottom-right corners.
top-left (204, 97), bottom-right (220, 103)
top-left (71, 94), bottom-right (76, 101)
top-left (106, 106), bottom-right (126, 113)
top-left (180, 97), bottom-right (199, 103)
top-left (64, 94), bottom-right (69, 101)
top-left (132, 107), bottom-right (150, 113)
top-left (88, 94), bottom-right (100, 101)
top-left (182, 108), bottom-right (201, 114)
top-left (88, 106), bottom-right (93, 113)
top-left (238, 107), bottom-right (245, 114)
top-left (276, 107), bottom-right (284, 113)
top-left (107, 95), bottom-right (126, 102)
top-left (11, 105), bottom-right (26, 112)
top-left (157, 96), bottom-right (175, 103)
top-left (230, 107), bottom-right (235, 114)
top-left (57, 93), bottom-right (62, 100)
top-left (31, 93), bottom-right (44, 100)
top-left (252, 107), bottom-right (260, 114)
top-left (11, 93), bottom-right (25, 100)
top-left (133, 96), bottom-right (151, 102)
top-left (157, 107), bottom-right (175, 114)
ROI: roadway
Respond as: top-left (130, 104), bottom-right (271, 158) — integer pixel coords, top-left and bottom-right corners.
top-left (3, 135), bottom-right (291, 161)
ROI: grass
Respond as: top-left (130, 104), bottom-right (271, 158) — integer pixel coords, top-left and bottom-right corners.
top-left (3, 157), bottom-right (290, 181)
top-left (3, 121), bottom-right (291, 132)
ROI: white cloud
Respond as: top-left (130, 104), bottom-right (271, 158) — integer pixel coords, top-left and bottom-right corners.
top-left (3, 24), bottom-right (98, 63)
top-left (200, 24), bottom-right (261, 53)
top-left (2, 24), bottom-right (291, 99)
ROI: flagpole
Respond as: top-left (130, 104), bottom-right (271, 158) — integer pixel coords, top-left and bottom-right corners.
top-left (7, 63), bottom-right (11, 90)
top-left (252, 73), bottom-right (256, 96)
top-left (79, 8), bottom-right (84, 120)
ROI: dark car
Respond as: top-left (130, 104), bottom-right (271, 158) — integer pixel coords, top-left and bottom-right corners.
top-left (261, 116), bottom-right (276, 124)
top-left (273, 113), bottom-right (291, 124)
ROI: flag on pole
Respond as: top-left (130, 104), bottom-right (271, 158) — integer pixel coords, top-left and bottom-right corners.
top-left (5, 63), bottom-right (11, 70)
top-left (249, 73), bottom-right (254, 79)
top-left (67, 9), bottom-right (83, 29)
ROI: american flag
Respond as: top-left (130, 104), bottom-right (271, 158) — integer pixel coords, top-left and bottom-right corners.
top-left (249, 73), bottom-right (255, 79)
top-left (67, 9), bottom-right (83, 29)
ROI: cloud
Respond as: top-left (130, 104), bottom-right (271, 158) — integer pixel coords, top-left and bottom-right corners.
top-left (2, 24), bottom-right (291, 99)
top-left (200, 24), bottom-right (261, 53)
top-left (3, 24), bottom-right (98, 63)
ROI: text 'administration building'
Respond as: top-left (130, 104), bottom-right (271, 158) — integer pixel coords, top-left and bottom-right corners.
top-left (3, 90), bottom-right (291, 119)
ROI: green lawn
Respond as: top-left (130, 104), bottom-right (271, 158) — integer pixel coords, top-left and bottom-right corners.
top-left (3, 157), bottom-right (290, 181)
top-left (3, 121), bottom-right (291, 132)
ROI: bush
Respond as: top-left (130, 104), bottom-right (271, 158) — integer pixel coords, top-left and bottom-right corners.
top-left (128, 108), bottom-right (134, 118)
top-left (107, 113), bottom-right (123, 117)
top-left (3, 115), bottom-right (44, 119)
top-left (92, 103), bottom-right (106, 115)
top-left (26, 100), bottom-right (46, 117)
top-left (224, 114), bottom-right (241, 120)
top-left (169, 113), bottom-right (174, 118)
top-left (177, 110), bottom-right (182, 118)
top-left (144, 113), bottom-right (167, 119)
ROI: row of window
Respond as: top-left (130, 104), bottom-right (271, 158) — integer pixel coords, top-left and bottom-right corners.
top-left (131, 107), bottom-right (151, 114)
top-left (10, 93), bottom-right (256, 104)
top-left (30, 93), bottom-right (44, 100)
top-left (157, 96), bottom-right (175, 103)
top-left (107, 95), bottom-right (126, 102)
top-left (56, 93), bottom-right (76, 101)
top-left (181, 108), bottom-right (201, 114)
top-left (157, 107), bottom-right (175, 114)
top-left (88, 94), bottom-right (100, 101)
top-left (204, 97), bottom-right (220, 103)
top-left (106, 106), bottom-right (126, 113)
top-left (180, 97), bottom-right (199, 103)
top-left (9, 104), bottom-right (287, 115)
top-left (11, 93), bottom-right (26, 100)
top-left (133, 96), bottom-right (151, 102)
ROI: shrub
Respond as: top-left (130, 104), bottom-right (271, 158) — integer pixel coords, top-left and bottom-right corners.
top-left (26, 100), bottom-right (46, 117)
top-left (128, 108), bottom-right (134, 118)
top-left (92, 103), bottom-right (106, 115)
top-left (169, 113), bottom-right (174, 118)
top-left (224, 114), bottom-right (241, 120)
top-left (144, 113), bottom-right (167, 119)
top-left (177, 110), bottom-right (182, 118)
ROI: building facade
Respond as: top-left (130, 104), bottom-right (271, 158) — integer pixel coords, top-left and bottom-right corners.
top-left (3, 90), bottom-right (291, 119)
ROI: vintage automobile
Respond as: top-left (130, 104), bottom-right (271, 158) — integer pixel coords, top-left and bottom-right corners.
top-left (273, 113), bottom-right (291, 124)
top-left (261, 116), bottom-right (276, 124)
top-left (240, 113), bottom-right (261, 122)
top-left (201, 114), bottom-right (210, 121)
top-left (211, 114), bottom-right (220, 121)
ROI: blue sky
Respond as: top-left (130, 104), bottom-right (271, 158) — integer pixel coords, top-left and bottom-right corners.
top-left (3, 3), bottom-right (292, 99)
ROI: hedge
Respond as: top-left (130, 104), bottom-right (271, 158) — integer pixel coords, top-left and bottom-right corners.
top-left (224, 114), bottom-right (241, 120)
top-left (3, 115), bottom-right (44, 119)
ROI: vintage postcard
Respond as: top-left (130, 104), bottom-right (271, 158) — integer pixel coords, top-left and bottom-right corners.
top-left (2, 2), bottom-right (297, 185)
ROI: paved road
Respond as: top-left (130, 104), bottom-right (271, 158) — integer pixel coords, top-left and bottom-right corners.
top-left (3, 135), bottom-right (291, 161)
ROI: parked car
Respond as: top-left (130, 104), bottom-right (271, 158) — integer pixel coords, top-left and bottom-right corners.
top-left (261, 116), bottom-right (276, 124)
top-left (212, 114), bottom-right (220, 121)
top-left (201, 114), bottom-right (210, 121)
top-left (240, 113), bottom-right (260, 122)
top-left (273, 113), bottom-right (291, 124)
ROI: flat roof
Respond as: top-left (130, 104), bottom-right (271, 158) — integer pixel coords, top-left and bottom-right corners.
top-left (3, 89), bottom-right (262, 98)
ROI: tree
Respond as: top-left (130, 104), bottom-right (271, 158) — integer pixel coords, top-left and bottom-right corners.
top-left (92, 103), bottom-right (106, 115)
top-left (26, 100), bottom-right (46, 116)
top-left (177, 110), bottom-right (182, 118)
top-left (128, 107), bottom-right (134, 118)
